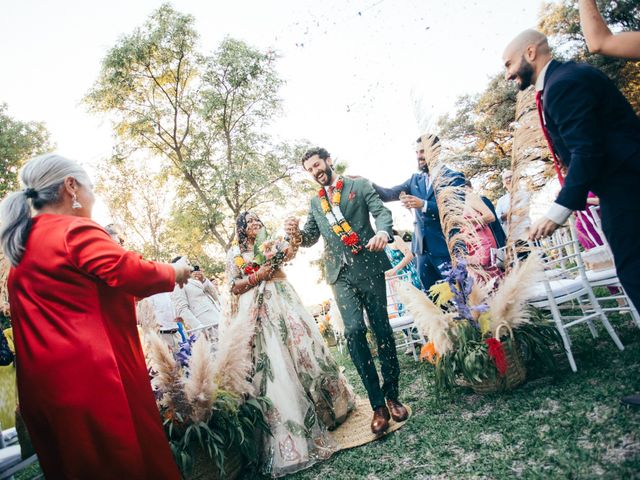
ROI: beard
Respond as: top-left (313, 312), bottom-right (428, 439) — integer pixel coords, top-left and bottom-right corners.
top-left (516, 56), bottom-right (535, 91)
top-left (418, 158), bottom-right (429, 174)
top-left (315, 165), bottom-right (333, 186)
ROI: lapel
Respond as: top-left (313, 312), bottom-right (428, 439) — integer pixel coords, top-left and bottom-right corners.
top-left (541, 59), bottom-right (562, 106)
top-left (339, 176), bottom-right (354, 216)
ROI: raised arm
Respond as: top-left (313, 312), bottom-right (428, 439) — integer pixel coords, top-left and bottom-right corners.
top-left (372, 177), bottom-right (412, 202)
top-left (579, 0), bottom-right (640, 59)
top-left (65, 218), bottom-right (177, 298)
top-left (300, 206), bottom-right (321, 248)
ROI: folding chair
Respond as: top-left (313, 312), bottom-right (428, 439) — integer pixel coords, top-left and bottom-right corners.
top-left (386, 273), bottom-right (426, 360)
top-left (527, 219), bottom-right (624, 372)
top-left (578, 205), bottom-right (640, 328)
top-left (0, 425), bottom-right (38, 480)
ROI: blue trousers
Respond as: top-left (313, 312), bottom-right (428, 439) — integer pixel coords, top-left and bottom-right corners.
top-left (415, 253), bottom-right (450, 291)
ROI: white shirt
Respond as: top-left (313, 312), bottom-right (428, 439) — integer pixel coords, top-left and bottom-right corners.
top-left (149, 292), bottom-right (178, 330)
top-left (537, 59), bottom-right (573, 226)
top-left (496, 191), bottom-right (531, 241)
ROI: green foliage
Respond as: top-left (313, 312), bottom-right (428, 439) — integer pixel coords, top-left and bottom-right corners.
top-left (85, 3), bottom-right (305, 253)
top-left (0, 104), bottom-right (53, 199)
top-left (433, 311), bottom-right (562, 393)
top-left (438, 74), bottom-right (517, 201)
top-left (539, 0), bottom-right (640, 114)
top-left (438, 0), bottom-right (640, 195)
top-left (165, 391), bottom-right (271, 477)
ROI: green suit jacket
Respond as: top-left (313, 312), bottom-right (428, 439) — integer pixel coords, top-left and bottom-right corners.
top-left (300, 177), bottom-right (393, 285)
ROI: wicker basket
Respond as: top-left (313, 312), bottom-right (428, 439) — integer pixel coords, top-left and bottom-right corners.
top-left (470, 324), bottom-right (527, 394)
top-left (186, 447), bottom-right (243, 480)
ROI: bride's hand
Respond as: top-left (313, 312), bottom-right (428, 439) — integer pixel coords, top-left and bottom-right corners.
top-left (256, 264), bottom-right (275, 281)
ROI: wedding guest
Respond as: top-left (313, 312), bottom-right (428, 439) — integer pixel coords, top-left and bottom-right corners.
top-left (170, 256), bottom-right (222, 337)
top-left (463, 187), bottom-right (503, 280)
top-left (137, 292), bottom-right (183, 349)
top-left (0, 154), bottom-right (190, 479)
top-left (373, 135), bottom-right (465, 290)
top-left (104, 223), bottom-right (125, 246)
top-left (466, 180), bottom-right (506, 250)
top-left (579, 0), bottom-right (640, 58)
top-left (385, 229), bottom-right (422, 289)
top-left (503, 30), bottom-right (640, 338)
top-left (227, 211), bottom-right (355, 477)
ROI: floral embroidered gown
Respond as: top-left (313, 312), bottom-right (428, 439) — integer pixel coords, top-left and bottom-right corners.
top-left (225, 247), bottom-right (356, 478)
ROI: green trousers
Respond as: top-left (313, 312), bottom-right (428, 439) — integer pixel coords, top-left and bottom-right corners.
top-left (332, 270), bottom-right (400, 409)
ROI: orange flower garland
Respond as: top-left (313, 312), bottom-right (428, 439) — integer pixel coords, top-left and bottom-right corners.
top-left (319, 177), bottom-right (362, 254)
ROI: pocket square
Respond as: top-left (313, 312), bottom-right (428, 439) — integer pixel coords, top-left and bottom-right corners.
top-left (348, 191), bottom-right (356, 200)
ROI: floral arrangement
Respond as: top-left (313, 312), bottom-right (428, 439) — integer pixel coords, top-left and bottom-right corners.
top-left (399, 255), bottom-right (561, 392)
top-left (144, 326), bottom-right (270, 478)
top-left (317, 313), bottom-right (336, 346)
top-left (234, 227), bottom-right (290, 276)
top-left (318, 177), bottom-right (362, 254)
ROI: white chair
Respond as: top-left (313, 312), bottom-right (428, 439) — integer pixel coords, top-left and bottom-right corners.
top-left (527, 219), bottom-right (624, 372)
top-left (386, 273), bottom-right (425, 361)
top-left (0, 425), bottom-right (38, 480)
top-left (579, 206), bottom-right (640, 328)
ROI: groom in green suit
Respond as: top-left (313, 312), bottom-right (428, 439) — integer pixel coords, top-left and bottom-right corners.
top-left (285, 147), bottom-right (408, 434)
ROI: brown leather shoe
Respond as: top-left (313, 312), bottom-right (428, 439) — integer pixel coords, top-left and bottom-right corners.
top-left (371, 406), bottom-right (390, 435)
top-left (386, 399), bottom-right (409, 422)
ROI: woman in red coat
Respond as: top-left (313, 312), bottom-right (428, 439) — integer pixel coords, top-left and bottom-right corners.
top-left (0, 154), bottom-right (191, 479)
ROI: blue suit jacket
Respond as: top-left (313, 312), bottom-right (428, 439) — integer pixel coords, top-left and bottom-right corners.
top-left (543, 60), bottom-right (640, 211)
top-left (373, 167), bottom-right (465, 258)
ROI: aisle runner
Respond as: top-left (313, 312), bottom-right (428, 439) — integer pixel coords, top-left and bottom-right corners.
top-left (329, 397), bottom-right (411, 450)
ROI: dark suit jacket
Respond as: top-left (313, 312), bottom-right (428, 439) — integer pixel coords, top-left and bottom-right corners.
top-left (300, 177), bottom-right (393, 285)
top-left (542, 60), bottom-right (640, 211)
top-left (373, 167), bottom-right (465, 258)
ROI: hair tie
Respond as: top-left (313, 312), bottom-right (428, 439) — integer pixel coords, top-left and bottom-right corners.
top-left (24, 188), bottom-right (38, 199)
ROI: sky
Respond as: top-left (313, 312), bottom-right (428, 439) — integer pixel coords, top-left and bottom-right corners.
top-left (1, 0), bottom-right (551, 305)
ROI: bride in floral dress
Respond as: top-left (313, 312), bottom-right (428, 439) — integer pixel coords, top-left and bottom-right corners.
top-left (226, 211), bottom-right (356, 478)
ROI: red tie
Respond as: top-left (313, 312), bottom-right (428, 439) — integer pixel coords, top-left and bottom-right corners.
top-left (536, 90), bottom-right (565, 185)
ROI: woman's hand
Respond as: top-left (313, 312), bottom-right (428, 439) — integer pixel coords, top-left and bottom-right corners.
top-left (256, 264), bottom-right (275, 282)
top-left (172, 262), bottom-right (191, 288)
top-left (385, 268), bottom-right (397, 278)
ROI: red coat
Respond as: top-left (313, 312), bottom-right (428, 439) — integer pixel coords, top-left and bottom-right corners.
top-left (8, 214), bottom-right (181, 480)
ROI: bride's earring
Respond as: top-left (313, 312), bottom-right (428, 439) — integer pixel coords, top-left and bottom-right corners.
top-left (71, 193), bottom-right (82, 209)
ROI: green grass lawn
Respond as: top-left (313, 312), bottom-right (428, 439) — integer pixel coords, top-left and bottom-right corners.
top-left (288, 314), bottom-right (640, 480)
top-left (6, 313), bottom-right (640, 479)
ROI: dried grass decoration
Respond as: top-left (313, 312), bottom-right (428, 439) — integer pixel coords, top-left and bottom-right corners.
top-left (398, 255), bottom-right (560, 393)
top-left (144, 328), bottom-right (270, 479)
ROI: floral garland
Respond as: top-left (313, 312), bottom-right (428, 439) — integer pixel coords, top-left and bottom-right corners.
top-left (233, 253), bottom-right (260, 275)
top-left (318, 177), bottom-right (362, 254)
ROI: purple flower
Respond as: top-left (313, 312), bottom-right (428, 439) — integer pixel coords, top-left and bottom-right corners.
top-left (176, 334), bottom-right (196, 368)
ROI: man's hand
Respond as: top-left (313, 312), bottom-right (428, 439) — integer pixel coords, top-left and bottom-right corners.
top-left (400, 194), bottom-right (425, 210)
top-left (284, 216), bottom-right (301, 237)
top-left (366, 232), bottom-right (389, 252)
top-left (529, 217), bottom-right (561, 241)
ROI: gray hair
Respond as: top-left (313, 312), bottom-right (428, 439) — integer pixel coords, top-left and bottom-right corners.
top-left (0, 154), bottom-right (91, 266)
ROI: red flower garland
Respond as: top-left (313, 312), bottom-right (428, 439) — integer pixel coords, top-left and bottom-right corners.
top-left (485, 338), bottom-right (507, 376)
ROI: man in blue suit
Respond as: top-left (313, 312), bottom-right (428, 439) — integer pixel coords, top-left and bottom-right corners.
top-left (503, 29), bottom-right (640, 313)
top-left (373, 135), bottom-right (465, 291)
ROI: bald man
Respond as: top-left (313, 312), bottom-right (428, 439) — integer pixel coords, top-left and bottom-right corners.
top-left (502, 29), bottom-right (640, 317)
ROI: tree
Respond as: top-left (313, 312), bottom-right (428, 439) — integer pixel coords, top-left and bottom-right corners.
top-left (0, 103), bottom-right (53, 198)
top-left (539, 0), bottom-right (640, 113)
top-left (95, 155), bottom-right (172, 261)
top-left (437, 0), bottom-right (640, 197)
top-left (85, 4), bottom-right (303, 253)
top-left (438, 74), bottom-right (517, 200)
